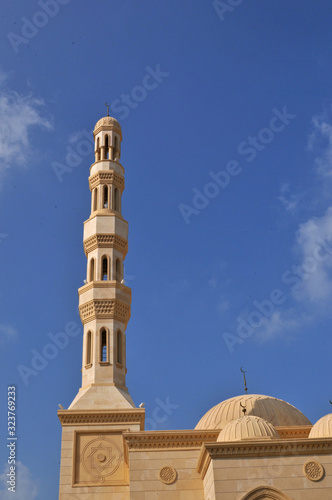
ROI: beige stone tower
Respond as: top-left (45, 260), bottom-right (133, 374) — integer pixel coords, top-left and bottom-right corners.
top-left (58, 115), bottom-right (144, 499)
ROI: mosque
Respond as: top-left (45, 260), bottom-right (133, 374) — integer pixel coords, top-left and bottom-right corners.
top-left (57, 114), bottom-right (332, 499)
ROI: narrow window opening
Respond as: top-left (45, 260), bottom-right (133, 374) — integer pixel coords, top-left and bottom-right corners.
top-left (89, 258), bottom-right (95, 282)
top-left (100, 328), bottom-right (107, 362)
top-left (86, 331), bottom-right (92, 365)
top-left (105, 135), bottom-right (109, 159)
top-left (102, 256), bottom-right (108, 280)
top-left (96, 137), bottom-right (100, 160)
top-left (93, 188), bottom-right (97, 212)
top-left (103, 185), bottom-right (108, 208)
top-left (116, 330), bottom-right (122, 364)
top-left (114, 136), bottom-right (118, 160)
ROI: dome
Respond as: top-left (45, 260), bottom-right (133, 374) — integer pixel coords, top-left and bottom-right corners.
top-left (217, 415), bottom-right (280, 442)
top-left (94, 116), bottom-right (122, 136)
top-left (195, 394), bottom-right (311, 430)
top-left (309, 413), bottom-right (332, 438)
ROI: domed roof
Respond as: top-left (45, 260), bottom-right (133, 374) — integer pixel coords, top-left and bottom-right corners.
top-left (195, 394), bottom-right (311, 430)
top-left (309, 413), bottom-right (332, 438)
top-left (94, 116), bottom-right (122, 136)
top-left (217, 415), bottom-right (280, 442)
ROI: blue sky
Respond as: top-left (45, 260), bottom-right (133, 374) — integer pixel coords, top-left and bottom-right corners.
top-left (1, 0), bottom-right (332, 498)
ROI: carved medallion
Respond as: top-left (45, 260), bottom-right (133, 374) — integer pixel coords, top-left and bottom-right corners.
top-left (81, 436), bottom-right (122, 481)
top-left (304, 460), bottom-right (324, 481)
top-left (159, 466), bottom-right (177, 484)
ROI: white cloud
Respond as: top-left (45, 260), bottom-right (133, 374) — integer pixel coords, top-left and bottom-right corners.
top-left (308, 110), bottom-right (332, 177)
top-left (278, 183), bottom-right (302, 212)
top-left (255, 310), bottom-right (306, 342)
top-left (0, 461), bottom-right (38, 500)
top-left (0, 70), bottom-right (52, 175)
top-left (0, 324), bottom-right (17, 343)
top-left (293, 207), bottom-right (332, 303)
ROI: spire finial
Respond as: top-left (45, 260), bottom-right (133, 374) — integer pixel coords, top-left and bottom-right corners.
top-left (105, 102), bottom-right (110, 116)
top-left (240, 367), bottom-right (248, 394)
top-left (329, 399), bottom-right (332, 405)
top-left (240, 402), bottom-right (247, 415)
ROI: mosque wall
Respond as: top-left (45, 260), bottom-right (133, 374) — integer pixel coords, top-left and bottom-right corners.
top-left (127, 448), bottom-right (204, 499)
top-left (211, 453), bottom-right (332, 499)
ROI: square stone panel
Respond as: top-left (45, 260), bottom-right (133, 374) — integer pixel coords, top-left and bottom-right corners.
top-left (74, 432), bottom-right (128, 486)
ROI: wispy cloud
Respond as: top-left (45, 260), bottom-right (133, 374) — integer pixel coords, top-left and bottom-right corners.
top-left (308, 109), bottom-right (332, 177)
top-left (0, 462), bottom-right (38, 500)
top-left (293, 207), bottom-right (332, 303)
top-left (0, 324), bottom-right (17, 343)
top-left (0, 69), bottom-right (52, 176)
top-left (255, 309), bottom-right (309, 342)
top-left (278, 183), bottom-right (302, 212)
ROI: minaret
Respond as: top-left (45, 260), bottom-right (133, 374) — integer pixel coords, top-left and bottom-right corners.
top-left (58, 115), bottom-right (144, 498)
top-left (69, 114), bottom-right (134, 410)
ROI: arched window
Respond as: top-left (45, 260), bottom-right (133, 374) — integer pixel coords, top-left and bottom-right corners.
top-left (96, 137), bottom-right (100, 161)
top-left (114, 136), bottom-right (118, 160)
top-left (100, 328), bottom-right (108, 362)
top-left (86, 331), bottom-right (92, 365)
top-left (92, 188), bottom-right (97, 212)
top-left (101, 256), bottom-right (109, 280)
top-left (116, 330), bottom-right (122, 364)
top-left (116, 259), bottom-right (122, 282)
top-left (89, 258), bottom-right (95, 282)
top-left (103, 185), bottom-right (108, 208)
top-left (114, 188), bottom-right (120, 211)
top-left (242, 486), bottom-right (291, 500)
top-left (105, 134), bottom-right (109, 159)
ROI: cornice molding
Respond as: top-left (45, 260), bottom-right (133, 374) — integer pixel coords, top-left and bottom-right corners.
top-left (79, 299), bottom-right (130, 324)
top-left (85, 211), bottom-right (127, 223)
top-left (58, 409), bottom-right (145, 429)
top-left (123, 430), bottom-right (220, 450)
top-left (89, 171), bottom-right (124, 191)
top-left (83, 233), bottom-right (128, 257)
top-left (197, 437), bottom-right (332, 478)
top-left (78, 280), bottom-right (131, 298)
top-left (275, 425), bottom-right (312, 439)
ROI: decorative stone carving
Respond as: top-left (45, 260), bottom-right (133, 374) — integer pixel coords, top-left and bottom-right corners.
top-left (304, 460), bottom-right (324, 481)
top-left (79, 299), bottom-right (130, 324)
top-left (81, 436), bottom-right (122, 481)
top-left (84, 234), bottom-right (128, 256)
top-left (89, 171), bottom-right (124, 191)
top-left (159, 466), bottom-right (177, 484)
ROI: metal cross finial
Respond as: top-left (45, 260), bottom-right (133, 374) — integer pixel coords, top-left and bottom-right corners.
top-left (240, 402), bottom-right (247, 415)
top-left (105, 102), bottom-right (110, 116)
top-left (240, 367), bottom-right (248, 394)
